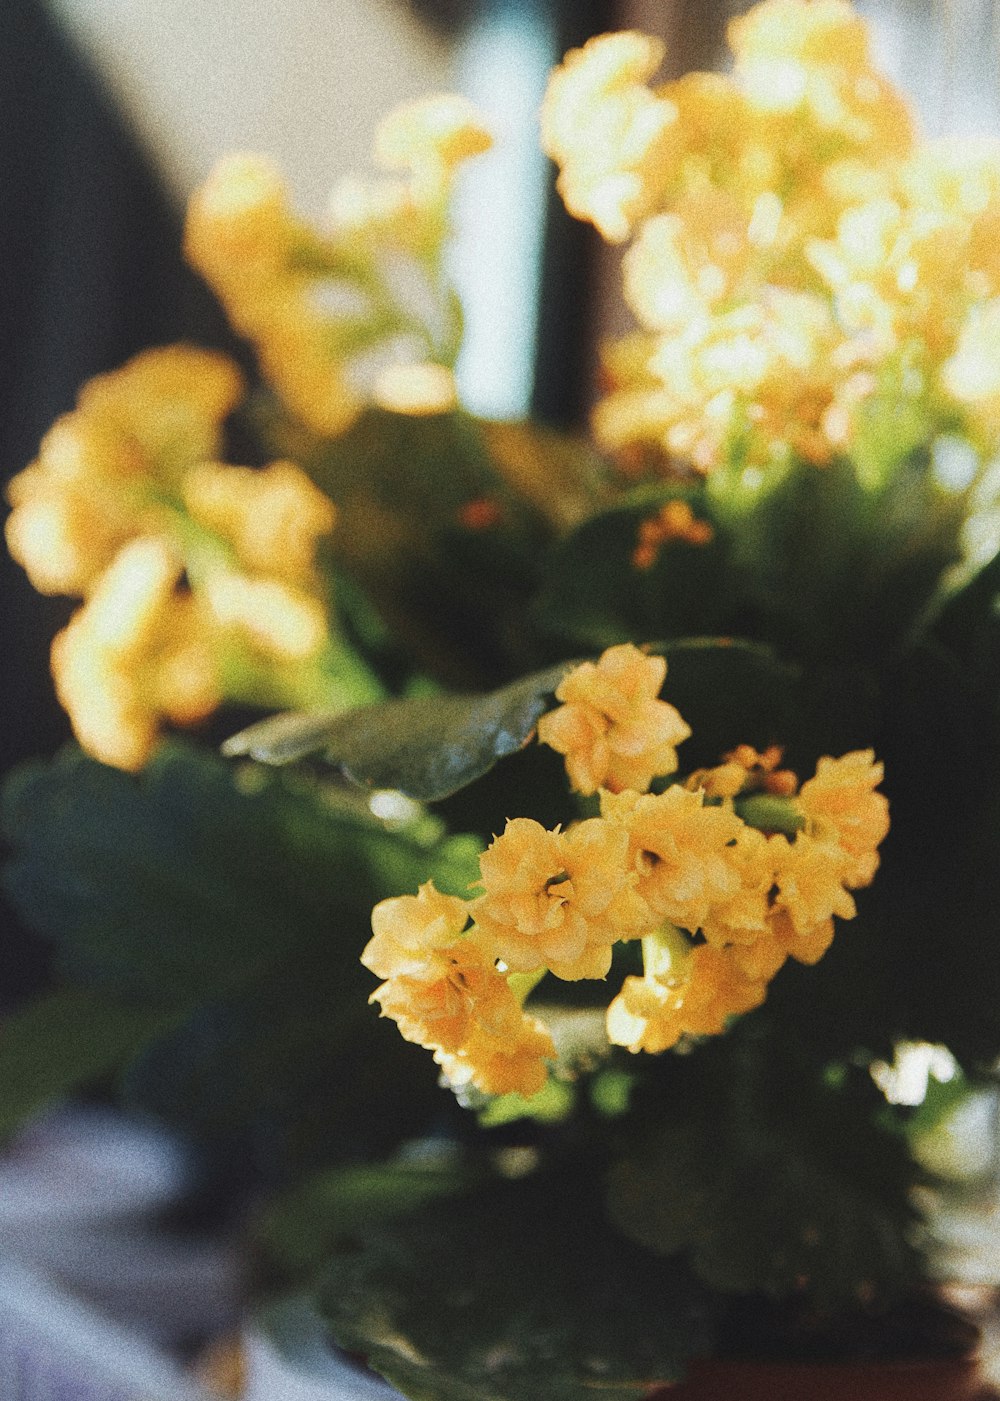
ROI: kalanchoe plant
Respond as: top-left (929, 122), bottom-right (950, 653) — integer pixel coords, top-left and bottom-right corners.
top-left (4, 0), bottom-right (1000, 1395)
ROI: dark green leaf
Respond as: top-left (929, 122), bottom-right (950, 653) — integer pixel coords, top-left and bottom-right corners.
top-left (2, 742), bottom-right (479, 1002)
top-left (608, 1045), bottom-right (921, 1311)
top-left (532, 485), bottom-right (734, 650)
top-left (223, 663), bottom-right (574, 802)
top-left (658, 639), bottom-right (803, 770)
top-left (299, 409), bottom-right (595, 688)
top-left (258, 1160), bottom-right (476, 1285)
top-left (0, 988), bottom-right (181, 1139)
top-left (317, 1165), bottom-right (715, 1401)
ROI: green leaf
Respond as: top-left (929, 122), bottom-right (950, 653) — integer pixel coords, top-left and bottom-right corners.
top-left (532, 485), bottom-right (733, 650)
top-left (3, 742), bottom-right (479, 1002)
top-left (0, 988), bottom-right (181, 1139)
top-left (317, 1165), bottom-right (715, 1401)
top-left (222, 662), bottom-right (574, 802)
top-left (258, 1159), bottom-right (476, 1286)
top-left (299, 409), bottom-right (591, 689)
top-left (657, 639), bottom-right (804, 770)
top-left (2, 742), bottom-right (480, 1157)
top-left (607, 1044), bottom-right (922, 1312)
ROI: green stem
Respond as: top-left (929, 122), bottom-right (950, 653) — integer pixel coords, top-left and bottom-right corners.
top-left (735, 794), bottom-right (805, 836)
top-left (507, 969), bottom-right (547, 1006)
top-left (641, 925), bottom-right (691, 981)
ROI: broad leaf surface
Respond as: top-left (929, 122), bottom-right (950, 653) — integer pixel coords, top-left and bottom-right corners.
top-left (317, 1165), bottom-right (715, 1401)
top-left (607, 1038), bottom-right (922, 1312)
top-left (0, 988), bottom-right (181, 1140)
top-left (223, 663), bottom-right (573, 802)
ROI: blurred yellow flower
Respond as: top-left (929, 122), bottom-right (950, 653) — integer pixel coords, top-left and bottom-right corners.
top-left (540, 31), bottom-right (679, 243)
top-left (538, 644), bottom-right (691, 795)
top-left (186, 95), bottom-right (488, 438)
top-left (51, 537), bottom-right (220, 772)
top-left (181, 459), bottom-right (336, 586)
top-left (5, 346), bottom-right (242, 596)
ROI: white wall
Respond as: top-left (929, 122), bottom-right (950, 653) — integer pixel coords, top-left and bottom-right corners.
top-left (46, 0), bottom-right (455, 212)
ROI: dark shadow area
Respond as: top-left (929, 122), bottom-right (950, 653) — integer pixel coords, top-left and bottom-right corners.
top-left (0, 0), bottom-right (236, 1005)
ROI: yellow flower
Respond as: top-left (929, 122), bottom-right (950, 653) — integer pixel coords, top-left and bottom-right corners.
top-left (942, 299), bottom-right (1000, 439)
top-left (729, 0), bottom-right (913, 159)
top-left (187, 98), bottom-right (488, 438)
top-left (537, 644), bottom-right (691, 795)
top-left (540, 31), bottom-right (679, 243)
top-left (797, 749), bottom-right (889, 886)
top-left (597, 289), bottom-right (842, 472)
top-left (473, 815), bottom-right (650, 981)
top-left (607, 943), bottom-right (768, 1053)
top-left (601, 785), bottom-right (745, 935)
top-left (731, 907), bottom-right (835, 981)
top-left (729, 0), bottom-right (871, 75)
top-left (5, 347), bottom-right (243, 595)
top-left (363, 883), bottom-right (556, 1099)
top-left (363, 881), bottom-right (473, 981)
top-left (50, 537), bottom-right (221, 772)
top-left (181, 460), bottom-right (336, 586)
top-left (376, 93), bottom-right (492, 187)
top-left (434, 1014), bottom-right (556, 1099)
top-left (770, 829), bottom-right (857, 934)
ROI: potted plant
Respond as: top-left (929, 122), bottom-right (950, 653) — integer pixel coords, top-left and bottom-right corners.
top-left (4, 1), bottom-right (1000, 1396)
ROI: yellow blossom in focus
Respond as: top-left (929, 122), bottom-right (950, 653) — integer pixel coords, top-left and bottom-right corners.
top-left (607, 943), bottom-right (768, 1054)
top-left (601, 785), bottom-right (746, 935)
top-left (797, 748), bottom-right (889, 885)
top-left (770, 829), bottom-right (857, 935)
top-left (473, 816), bottom-right (650, 981)
top-left (540, 31), bottom-right (679, 243)
top-left (363, 881), bottom-right (473, 981)
top-left (363, 883), bottom-right (555, 1099)
top-left (5, 346), bottom-right (243, 596)
top-left (51, 538), bottom-right (221, 772)
top-left (434, 1013), bottom-right (556, 1099)
top-left (537, 644), bottom-right (690, 795)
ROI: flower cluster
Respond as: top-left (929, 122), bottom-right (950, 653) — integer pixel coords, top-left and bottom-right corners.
top-left (542, 0), bottom-right (1000, 474)
top-left (185, 95), bottom-right (490, 437)
top-left (367, 645), bottom-right (888, 1094)
top-left (5, 346), bottom-right (337, 770)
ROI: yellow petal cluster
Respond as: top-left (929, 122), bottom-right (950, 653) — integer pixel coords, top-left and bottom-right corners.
top-left (540, 31), bottom-right (679, 243)
top-left (367, 650), bottom-right (889, 1088)
top-left (545, 0), bottom-right (1000, 472)
top-left (186, 96), bottom-right (490, 437)
top-left (608, 942), bottom-right (768, 1055)
top-left (7, 348), bottom-right (339, 769)
top-left (363, 883), bottom-right (556, 1098)
top-left (6, 347), bottom-right (241, 596)
top-left (473, 816), bottom-right (650, 981)
top-left (50, 538), bottom-right (220, 772)
top-left (537, 644), bottom-right (691, 796)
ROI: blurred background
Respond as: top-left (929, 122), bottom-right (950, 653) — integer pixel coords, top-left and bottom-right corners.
top-left (2, 0), bottom-right (1000, 1004)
